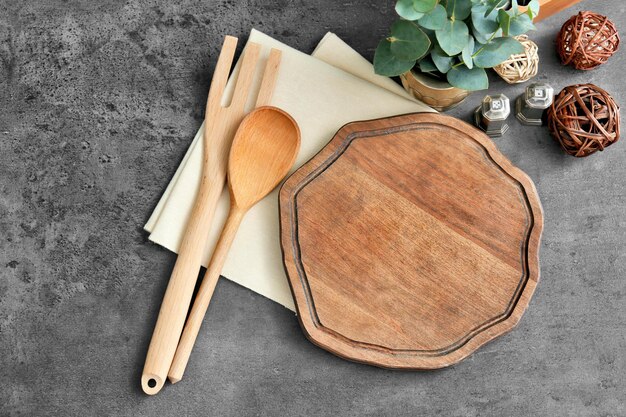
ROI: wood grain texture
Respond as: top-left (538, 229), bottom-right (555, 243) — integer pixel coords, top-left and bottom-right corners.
top-left (279, 113), bottom-right (543, 369)
top-left (523, 0), bottom-right (583, 22)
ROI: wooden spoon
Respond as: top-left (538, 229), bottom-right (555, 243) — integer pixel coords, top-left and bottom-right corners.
top-left (167, 106), bottom-right (300, 383)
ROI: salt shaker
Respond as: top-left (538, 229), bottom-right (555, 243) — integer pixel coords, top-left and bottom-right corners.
top-left (515, 83), bottom-right (554, 126)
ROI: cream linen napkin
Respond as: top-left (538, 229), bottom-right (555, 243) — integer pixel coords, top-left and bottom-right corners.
top-left (144, 29), bottom-right (435, 311)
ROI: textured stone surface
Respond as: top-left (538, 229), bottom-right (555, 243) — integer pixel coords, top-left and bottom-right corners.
top-left (0, 0), bottom-right (624, 415)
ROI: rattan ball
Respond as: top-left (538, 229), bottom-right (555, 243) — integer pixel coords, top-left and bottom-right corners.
top-left (556, 11), bottom-right (620, 70)
top-left (494, 35), bottom-right (539, 84)
top-left (547, 84), bottom-right (620, 157)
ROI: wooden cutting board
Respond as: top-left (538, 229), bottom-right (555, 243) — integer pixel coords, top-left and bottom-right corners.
top-left (279, 113), bottom-right (543, 369)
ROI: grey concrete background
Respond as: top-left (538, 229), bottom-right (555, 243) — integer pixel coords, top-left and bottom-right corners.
top-left (0, 0), bottom-right (624, 415)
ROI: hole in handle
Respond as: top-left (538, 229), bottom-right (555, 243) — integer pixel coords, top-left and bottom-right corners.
top-left (141, 374), bottom-right (164, 395)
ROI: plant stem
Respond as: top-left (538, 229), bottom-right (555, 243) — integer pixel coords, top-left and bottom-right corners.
top-left (471, 31), bottom-right (498, 58)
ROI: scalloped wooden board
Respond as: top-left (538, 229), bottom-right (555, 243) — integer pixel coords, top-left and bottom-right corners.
top-left (279, 113), bottom-right (543, 369)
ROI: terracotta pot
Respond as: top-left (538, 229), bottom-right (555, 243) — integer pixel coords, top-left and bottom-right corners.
top-left (400, 70), bottom-right (470, 111)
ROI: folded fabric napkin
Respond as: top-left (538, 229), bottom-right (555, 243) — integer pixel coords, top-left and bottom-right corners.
top-left (144, 29), bottom-right (435, 311)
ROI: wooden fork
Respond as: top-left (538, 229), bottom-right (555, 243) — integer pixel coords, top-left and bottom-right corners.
top-left (141, 36), bottom-right (282, 395)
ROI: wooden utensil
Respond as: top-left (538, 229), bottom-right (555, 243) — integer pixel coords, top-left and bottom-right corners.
top-left (279, 113), bottom-right (543, 369)
top-left (167, 106), bottom-right (300, 384)
top-left (141, 36), bottom-right (282, 395)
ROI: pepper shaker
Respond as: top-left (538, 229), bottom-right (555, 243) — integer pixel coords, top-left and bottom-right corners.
top-left (474, 94), bottom-right (510, 137)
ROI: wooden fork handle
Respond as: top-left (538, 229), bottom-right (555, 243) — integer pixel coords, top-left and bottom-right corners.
top-left (141, 36), bottom-right (240, 396)
top-left (167, 207), bottom-right (246, 383)
top-left (141, 179), bottom-right (225, 395)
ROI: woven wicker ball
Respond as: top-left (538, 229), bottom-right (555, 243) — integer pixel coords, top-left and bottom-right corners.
top-left (556, 11), bottom-right (620, 70)
top-left (494, 35), bottom-right (539, 84)
top-left (547, 84), bottom-right (620, 157)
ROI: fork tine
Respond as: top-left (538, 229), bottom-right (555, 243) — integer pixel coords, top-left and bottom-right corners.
top-left (256, 48), bottom-right (282, 107)
top-left (206, 36), bottom-right (238, 111)
top-left (229, 42), bottom-right (261, 109)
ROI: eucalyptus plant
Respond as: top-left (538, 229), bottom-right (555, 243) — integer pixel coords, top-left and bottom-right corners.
top-left (374, 0), bottom-right (540, 90)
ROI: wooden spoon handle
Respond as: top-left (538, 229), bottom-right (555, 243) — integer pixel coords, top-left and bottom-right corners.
top-left (168, 207), bottom-right (246, 383)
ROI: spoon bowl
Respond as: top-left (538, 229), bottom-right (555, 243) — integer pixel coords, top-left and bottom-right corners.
top-left (228, 106), bottom-right (300, 209)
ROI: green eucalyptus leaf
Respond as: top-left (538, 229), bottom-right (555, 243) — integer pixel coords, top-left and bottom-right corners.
top-left (472, 36), bottom-right (482, 53)
top-left (445, 0), bottom-right (472, 20)
top-left (472, 26), bottom-right (493, 44)
top-left (509, 12), bottom-right (535, 35)
top-left (447, 64), bottom-right (488, 90)
top-left (413, 0), bottom-right (438, 13)
top-left (390, 20), bottom-right (431, 61)
top-left (395, 0), bottom-right (424, 20)
top-left (525, 7), bottom-right (533, 19)
top-left (462, 36), bottom-right (474, 69)
top-left (473, 36), bottom-right (523, 67)
top-left (484, 0), bottom-right (508, 17)
top-left (422, 27), bottom-right (437, 44)
top-left (436, 19), bottom-right (469, 55)
top-left (498, 8), bottom-right (511, 35)
top-left (431, 46), bottom-right (454, 73)
top-left (418, 4), bottom-right (447, 30)
top-left (526, 0), bottom-right (540, 18)
top-left (471, 4), bottom-right (499, 34)
top-left (374, 39), bottom-right (417, 76)
top-left (418, 55), bottom-right (438, 72)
